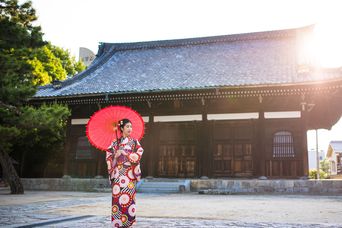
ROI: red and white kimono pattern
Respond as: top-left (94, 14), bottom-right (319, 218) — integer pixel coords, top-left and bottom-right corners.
top-left (106, 136), bottom-right (143, 227)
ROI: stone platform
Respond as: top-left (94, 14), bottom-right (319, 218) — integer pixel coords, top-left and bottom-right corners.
top-left (20, 178), bottom-right (342, 195)
top-left (191, 179), bottom-right (342, 195)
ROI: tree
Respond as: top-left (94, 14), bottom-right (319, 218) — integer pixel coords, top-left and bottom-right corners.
top-left (0, 0), bottom-right (43, 194)
top-left (47, 43), bottom-right (86, 77)
top-left (28, 44), bottom-right (86, 85)
top-left (14, 104), bottom-right (70, 178)
top-left (0, 0), bottom-right (74, 194)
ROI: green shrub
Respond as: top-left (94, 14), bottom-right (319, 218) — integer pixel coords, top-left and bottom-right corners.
top-left (309, 169), bottom-right (329, 179)
top-left (309, 158), bottom-right (331, 179)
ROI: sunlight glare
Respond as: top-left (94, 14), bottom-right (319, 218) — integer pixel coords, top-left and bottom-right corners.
top-left (313, 14), bottom-right (342, 68)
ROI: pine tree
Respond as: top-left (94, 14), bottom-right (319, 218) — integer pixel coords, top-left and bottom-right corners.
top-left (0, 0), bottom-right (77, 194)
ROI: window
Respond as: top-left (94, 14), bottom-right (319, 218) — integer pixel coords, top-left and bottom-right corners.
top-left (272, 131), bottom-right (295, 158)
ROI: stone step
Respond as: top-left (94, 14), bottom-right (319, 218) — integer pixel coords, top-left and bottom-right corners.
top-left (138, 185), bottom-right (180, 190)
top-left (139, 182), bottom-right (184, 186)
top-left (136, 179), bottom-right (190, 193)
top-left (138, 188), bottom-right (180, 193)
top-left (142, 178), bottom-right (187, 182)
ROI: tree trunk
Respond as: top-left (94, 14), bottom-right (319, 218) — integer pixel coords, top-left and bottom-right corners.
top-left (0, 150), bottom-right (24, 194)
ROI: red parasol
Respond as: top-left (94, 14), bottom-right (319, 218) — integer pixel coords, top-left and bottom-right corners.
top-left (86, 105), bottom-right (145, 151)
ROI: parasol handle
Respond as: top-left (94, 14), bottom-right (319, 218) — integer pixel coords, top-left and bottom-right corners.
top-left (115, 129), bottom-right (120, 150)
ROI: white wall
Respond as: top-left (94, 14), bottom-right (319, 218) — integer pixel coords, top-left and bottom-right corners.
top-left (308, 149), bottom-right (325, 170)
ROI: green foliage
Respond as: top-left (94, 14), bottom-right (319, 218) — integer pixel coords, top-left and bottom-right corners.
top-left (0, 0), bottom-right (73, 179)
top-left (0, 125), bottom-right (20, 152)
top-left (0, 48), bottom-right (37, 105)
top-left (13, 104), bottom-right (71, 177)
top-left (27, 56), bottom-right (51, 85)
top-left (1, 0), bottom-right (86, 88)
top-left (47, 44), bottom-right (86, 77)
top-left (308, 159), bottom-right (331, 179)
top-left (0, 0), bottom-right (44, 49)
top-left (27, 44), bottom-right (86, 85)
top-left (1, 0), bottom-right (44, 107)
top-left (309, 169), bottom-right (329, 179)
top-left (19, 104), bottom-right (70, 141)
top-left (0, 0), bottom-right (42, 158)
top-left (320, 158), bottom-right (330, 174)
top-left (29, 45), bottom-right (67, 85)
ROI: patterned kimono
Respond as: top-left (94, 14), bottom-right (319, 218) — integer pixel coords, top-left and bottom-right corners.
top-left (106, 136), bottom-right (143, 227)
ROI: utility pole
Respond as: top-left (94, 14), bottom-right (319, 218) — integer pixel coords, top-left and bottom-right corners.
top-left (316, 129), bottom-right (320, 180)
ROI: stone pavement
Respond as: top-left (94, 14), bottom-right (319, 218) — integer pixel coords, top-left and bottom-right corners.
top-left (0, 187), bottom-right (341, 227)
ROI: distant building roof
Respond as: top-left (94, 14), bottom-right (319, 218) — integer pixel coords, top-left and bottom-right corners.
top-left (327, 141), bottom-right (342, 157)
top-left (34, 25), bottom-right (342, 98)
top-left (330, 141), bottom-right (342, 153)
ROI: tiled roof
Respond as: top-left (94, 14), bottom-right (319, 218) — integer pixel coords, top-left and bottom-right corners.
top-left (34, 25), bottom-right (342, 98)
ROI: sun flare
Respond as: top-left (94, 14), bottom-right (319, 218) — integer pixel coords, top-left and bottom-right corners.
top-left (313, 19), bottom-right (342, 68)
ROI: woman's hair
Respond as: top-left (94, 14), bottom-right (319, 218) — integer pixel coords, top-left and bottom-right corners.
top-left (118, 118), bottom-right (131, 132)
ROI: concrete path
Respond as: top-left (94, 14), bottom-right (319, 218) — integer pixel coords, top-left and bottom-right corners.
top-left (0, 187), bottom-right (341, 227)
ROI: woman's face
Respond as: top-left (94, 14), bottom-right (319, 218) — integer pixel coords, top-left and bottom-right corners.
top-left (122, 122), bottom-right (132, 137)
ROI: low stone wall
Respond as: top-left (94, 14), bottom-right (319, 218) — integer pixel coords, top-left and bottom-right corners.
top-left (21, 178), bottom-right (342, 195)
top-left (191, 179), bottom-right (342, 195)
top-left (21, 177), bottom-right (111, 192)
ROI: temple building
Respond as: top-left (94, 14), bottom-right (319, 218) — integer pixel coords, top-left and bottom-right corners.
top-left (31, 25), bottom-right (342, 179)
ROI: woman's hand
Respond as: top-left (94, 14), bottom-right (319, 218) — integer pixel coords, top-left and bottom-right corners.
top-left (114, 150), bottom-right (128, 158)
top-left (114, 150), bottom-right (123, 158)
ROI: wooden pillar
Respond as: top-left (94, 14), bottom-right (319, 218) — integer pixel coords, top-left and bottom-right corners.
top-left (251, 119), bottom-right (258, 177)
top-left (153, 122), bottom-right (160, 177)
top-left (146, 114), bottom-right (155, 177)
top-left (256, 109), bottom-right (266, 177)
top-left (207, 119), bottom-right (214, 177)
top-left (63, 117), bottom-right (72, 177)
top-left (301, 110), bottom-right (309, 177)
top-left (199, 102), bottom-right (209, 177)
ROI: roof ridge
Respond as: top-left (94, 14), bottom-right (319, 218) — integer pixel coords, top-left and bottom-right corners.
top-left (99, 25), bottom-right (314, 52)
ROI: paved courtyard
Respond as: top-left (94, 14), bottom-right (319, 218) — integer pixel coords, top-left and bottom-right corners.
top-left (0, 188), bottom-right (341, 227)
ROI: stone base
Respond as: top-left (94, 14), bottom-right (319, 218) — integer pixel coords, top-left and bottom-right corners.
top-left (20, 178), bottom-right (342, 195)
top-left (191, 179), bottom-right (342, 195)
top-left (21, 178), bottom-right (111, 192)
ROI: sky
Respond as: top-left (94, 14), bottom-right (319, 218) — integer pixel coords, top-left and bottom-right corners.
top-left (30, 0), bottom-right (342, 153)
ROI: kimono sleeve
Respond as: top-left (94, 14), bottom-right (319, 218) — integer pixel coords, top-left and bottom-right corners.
top-left (128, 140), bottom-right (143, 164)
top-left (106, 142), bottom-right (117, 180)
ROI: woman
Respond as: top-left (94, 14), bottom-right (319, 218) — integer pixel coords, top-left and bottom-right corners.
top-left (106, 118), bottom-right (143, 227)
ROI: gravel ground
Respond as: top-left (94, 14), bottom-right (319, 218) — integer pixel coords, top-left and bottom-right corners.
top-left (0, 188), bottom-right (341, 227)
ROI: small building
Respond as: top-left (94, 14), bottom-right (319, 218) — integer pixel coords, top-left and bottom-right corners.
top-left (31, 25), bottom-right (342, 179)
top-left (79, 47), bottom-right (95, 67)
top-left (326, 141), bottom-right (342, 175)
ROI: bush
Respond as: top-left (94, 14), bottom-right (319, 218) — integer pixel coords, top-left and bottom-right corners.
top-left (309, 169), bottom-right (329, 179)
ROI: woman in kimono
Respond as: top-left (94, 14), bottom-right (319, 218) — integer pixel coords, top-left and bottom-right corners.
top-left (106, 118), bottom-right (143, 227)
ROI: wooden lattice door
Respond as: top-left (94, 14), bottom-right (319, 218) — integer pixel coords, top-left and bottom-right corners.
top-left (212, 121), bottom-right (254, 177)
top-left (157, 122), bottom-right (197, 177)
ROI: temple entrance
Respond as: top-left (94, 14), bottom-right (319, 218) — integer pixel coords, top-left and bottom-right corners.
top-left (212, 121), bottom-right (254, 177)
top-left (157, 122), bottom-right (198, 178)
top-left (265, 128), bottom-right (304, 178)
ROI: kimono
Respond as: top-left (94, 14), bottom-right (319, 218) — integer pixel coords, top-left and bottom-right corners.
top-left (106, 136), bottom-right (143, 227)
